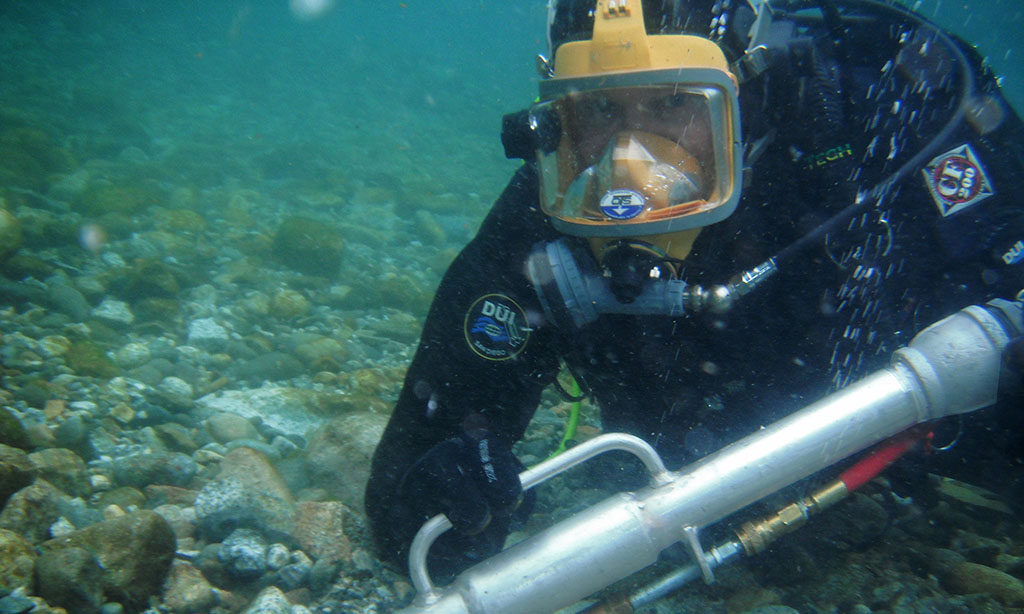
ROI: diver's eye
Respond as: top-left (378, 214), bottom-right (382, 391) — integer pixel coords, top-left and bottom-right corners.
top-left (663, 94), bottom-right (690, 108)
top-left (577, 95), bottom-right (619, 124)
top-left (651, 94), bottom-right (696, 121)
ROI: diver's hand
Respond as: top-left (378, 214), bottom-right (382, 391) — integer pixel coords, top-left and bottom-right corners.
top-left (1001, 335), bottom-right (1024, 397)
top-left (984, 297), bottom-right (1024, 396)
top-left (401, 430), bottom-right (525, 534)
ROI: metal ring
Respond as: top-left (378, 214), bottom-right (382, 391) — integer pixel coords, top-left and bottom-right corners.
top-left (932, 416), bottom-right (964, 452)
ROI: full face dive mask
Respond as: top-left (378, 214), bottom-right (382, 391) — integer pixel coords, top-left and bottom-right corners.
top-left (518, 1), bottom-right (756, 328)
top-left (532, 0), bottom-right (742, 239)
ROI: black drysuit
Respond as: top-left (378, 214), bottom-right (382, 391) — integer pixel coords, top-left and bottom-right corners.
top-left (366, 10), bottom-right (1024, 577)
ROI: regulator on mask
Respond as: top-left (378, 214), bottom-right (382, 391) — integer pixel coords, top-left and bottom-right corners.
top-left (527, 236), bottom-right (778, 331)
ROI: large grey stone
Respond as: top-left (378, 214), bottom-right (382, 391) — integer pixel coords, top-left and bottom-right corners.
top-left (34, 546), bottom-right (104, 614)
top-left (0, 445), bottom-right (35, 506)
top-left (218, 527), bottom-right (267, 580)
top-left (27, 447), bottom-right (89, 498)
top-left (205, 412), bottom-right (261, 444)
top-left (162, 559), bottom-right (218, 614)
top-left (304, 411), bottom-right (387, 512)
top-left (0, 529), bottom-right (36, 590)
top-left (0, 479), bottom-right (68, 543)
top-left (195, 386), bottom-right (331, 439)
top-left (186, 318), bottom-right (229, 352)
top-left (45, 282), bottom-right (90, 321)
top-left (39, 510), bottom-right (176, 611)
top-left (242, 586), bottom-right (292, 614)
top-left (194, 447), bottom-right (295, 541)
top-left (110, 451), bottom-right (197, 489)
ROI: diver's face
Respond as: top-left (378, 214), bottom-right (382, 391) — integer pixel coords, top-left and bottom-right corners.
top-left (569, 88), bottom-right (714, 165)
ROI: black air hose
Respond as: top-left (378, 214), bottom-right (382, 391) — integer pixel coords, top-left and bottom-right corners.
top-left (799, 39), bottom-right (855, 198)
top-left (772, 0), bottom-right (975, 198)
top-left (808, 45), bottom-right (845, 138)
top-left (763, 0), bottom-right (976, 269)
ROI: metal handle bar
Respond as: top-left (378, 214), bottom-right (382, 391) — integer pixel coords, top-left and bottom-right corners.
top-left (408, 432), bottom-right (672, 604)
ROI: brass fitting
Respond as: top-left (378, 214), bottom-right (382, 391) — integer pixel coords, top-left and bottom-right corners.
top-left (734, 479), bottom-right (848, 555)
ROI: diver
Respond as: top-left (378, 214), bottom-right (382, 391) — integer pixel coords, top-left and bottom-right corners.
top-left (366, 0), bottom-right (1024, 579)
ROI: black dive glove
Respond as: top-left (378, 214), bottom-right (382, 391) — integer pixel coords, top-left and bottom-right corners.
top-left (1001, 336), bottom-right (1024, 396)
top-left (987, 297), bottom-right (1024, 396)
top-left (401, 428), bottom-right (527, 535)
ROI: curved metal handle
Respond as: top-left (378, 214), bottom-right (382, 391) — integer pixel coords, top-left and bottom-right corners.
top-left (408, 432), bottom-right (672, 604)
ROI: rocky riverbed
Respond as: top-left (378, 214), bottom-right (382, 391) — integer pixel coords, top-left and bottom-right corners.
top-left (2, 2), bottom-right (1023, 613)
top-left (2, 258), bottom-right (1023, 614)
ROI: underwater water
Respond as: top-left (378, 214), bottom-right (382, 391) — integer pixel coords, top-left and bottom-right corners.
top-left (0, 1), bottom-right (1023, 613)
top-left (908, 0), bottom-right (1024, 110)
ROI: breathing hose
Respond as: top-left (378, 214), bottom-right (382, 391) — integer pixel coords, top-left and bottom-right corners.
top-left (548, 373), bottom-right (583, 459)
top-left (748, 0), bottom-right (978, 276)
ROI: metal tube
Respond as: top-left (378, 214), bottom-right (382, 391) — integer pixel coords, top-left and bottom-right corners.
top-left (622, 423), bottom-right (928, 611)
top-left (519, 431), bottom-right (671, 489)
top-left (397, 304), bottom-right (1012, 614)
top-left (408, 433), bottom-right (671, 604)
top-left (407, 515), bottom-right (453, 605)
top-left (400, 370), bottom-right (915, 614)
top-left (629, 541), bottom-right (744, 609)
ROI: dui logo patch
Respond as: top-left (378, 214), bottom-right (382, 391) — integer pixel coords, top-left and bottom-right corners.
top-left (922, 144), bottom-right (994, 217)
top-left (464, 294), bottom-right (530, 361)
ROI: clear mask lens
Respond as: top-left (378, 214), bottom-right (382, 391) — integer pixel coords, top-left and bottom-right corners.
top-left (535, 80), bottom-right (740, 236)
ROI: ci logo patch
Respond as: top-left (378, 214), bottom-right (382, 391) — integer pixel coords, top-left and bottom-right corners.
top-left (922, 144), bottom-right (995, 217)
top-left (464, 294), bottom-right (530, 361)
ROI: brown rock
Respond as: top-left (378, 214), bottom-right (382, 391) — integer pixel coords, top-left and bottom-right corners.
top-left (193, 446), bottom-right (295, 541)
top-left (0, 407), bottom-right (30, 449)
top-left (163, 560), bottom-right (218, 614)
top-left (40, 510), bottom-right (176, 611)
top-left (725, 586), bottom-right (782, 614)
top-left (215, 589), bottom-right (248, 612)
top-left (153, 423), bottom-right (199, 453)
top-left (0, 479), bottom-right (68, 543)
top-left (0, 528), bottom-right (37, 590)
top-left (0, 208), bottom-right (22, 262)
top-left (0, 444), bottom-right (35, 506)
top-left (284, 587), bottom-right (313, 607)
top-left (217, 446), bottom-right (293, 501)
top-left (97, 486), bottom-right (147, 510)
top-left (292, 501), bottom-right (354, 564)
top-left (24, 423), bottom-right (57, 448)
top-left (144, 484), bottom-right (199, 506)
top-left (304, 411), bottom-right (387, 512)
top-left (27, 447), bottom-right (89, 497)
top-left (943, 561), bottom-right (1024, 606)
top-left (205, 412), bottom-right (260, 444)
top-left (269, 288), bottom-right (310, 319)
top-left (194, 543), bottom-right (231, 589)
top-left (34, 546), bottom-right (104, 613)
top-left (153, 504), bottom-right (196, 540)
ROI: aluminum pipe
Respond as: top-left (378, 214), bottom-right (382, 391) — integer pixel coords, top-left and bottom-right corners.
top-left (397, 302), bottom-right (1016, 614)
